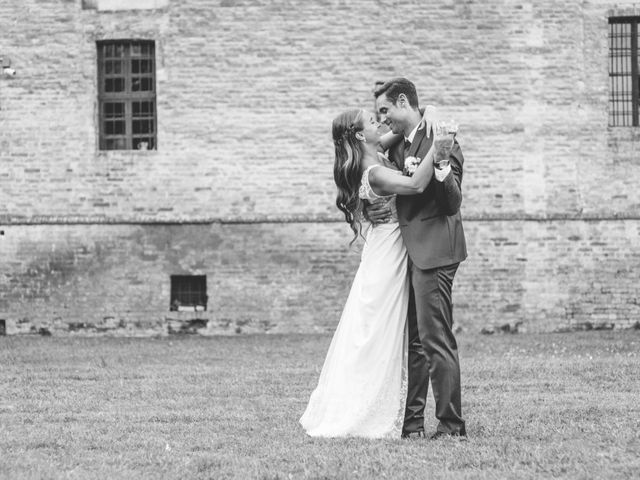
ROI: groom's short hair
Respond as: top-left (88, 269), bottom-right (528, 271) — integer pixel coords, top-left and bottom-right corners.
top-left (374, 78), bottom-right (419, 109)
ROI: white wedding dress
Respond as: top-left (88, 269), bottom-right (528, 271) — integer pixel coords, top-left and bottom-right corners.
top-left (299, 164), bottom-right (409, 438)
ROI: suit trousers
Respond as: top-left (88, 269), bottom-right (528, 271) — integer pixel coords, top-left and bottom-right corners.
top-left (403, 262), bottom-right (465, 435)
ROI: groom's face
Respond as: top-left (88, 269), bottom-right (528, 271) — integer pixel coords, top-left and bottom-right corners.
top-left (376, 93), bottom-right (404, 135)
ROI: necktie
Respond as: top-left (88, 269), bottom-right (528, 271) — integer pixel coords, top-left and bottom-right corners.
top-left (403, 139), bottom-right (411, 160)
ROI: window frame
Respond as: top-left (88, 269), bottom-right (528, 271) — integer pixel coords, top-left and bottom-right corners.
top-left (608, 17), bottom-right (640, 127)
top-left (170, 275), bottom-right (208, 312)
top-left (97, 39), bottom-right (158, 150)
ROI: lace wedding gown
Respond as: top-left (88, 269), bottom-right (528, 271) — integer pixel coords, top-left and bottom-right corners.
top-left (299, 165), bottom-right (409, 438)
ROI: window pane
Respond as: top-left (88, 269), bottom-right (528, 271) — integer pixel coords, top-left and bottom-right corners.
top-left (105, 78), bottom-right (125, 92)
top-left (105, 120), bottom-right (125, 135)
top-left (105, 138), bottom-right (127, 150)
top-left (104, 44), bottom-right (125, 58)
top-left (133, 101), bottom-right (153, 116)
top-left (131, 44), bottom-right (152, 57)
top-left (104, 102), bottom-right (125, 117)
top-left (131, 59), bottom-right (152, 74)
top-left (613, 75), bottom-right (632, 93)
top-left (132, 119), bottom-right (153, 134)
top-left (105, 60), bottom-right (123, 74)
top-left (131, 77), bottom-right (153, 92)
top-left (133, 137), bottom-right (154, 150)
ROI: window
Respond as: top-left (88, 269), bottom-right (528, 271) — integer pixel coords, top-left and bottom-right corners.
top-left (97, 40), bottom-right (157, 150)
top-left (609, 17), bottom-right (640, 126)
top-left (170, 276), bottom-right (207, 311)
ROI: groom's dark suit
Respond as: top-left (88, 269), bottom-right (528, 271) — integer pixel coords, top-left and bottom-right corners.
top-left (388, 124), bottom-right (467, 436)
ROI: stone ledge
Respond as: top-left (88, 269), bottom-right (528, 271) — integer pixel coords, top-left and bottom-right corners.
top-left (1, 212), bottom-right (640, 225)
top-left (82, 0), bottom-right (169, 11)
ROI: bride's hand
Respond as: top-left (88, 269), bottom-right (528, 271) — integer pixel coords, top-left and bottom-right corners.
top-left (420, 104), bottom-right (438, 138)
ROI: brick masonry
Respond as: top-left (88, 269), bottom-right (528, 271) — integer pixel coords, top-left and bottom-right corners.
top-left (1, 220), bottom-right (639, 335)
top-left (0, 0), bottom-right (639, 335)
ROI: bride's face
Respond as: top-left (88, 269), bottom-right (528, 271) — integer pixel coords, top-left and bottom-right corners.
top-left (359, 111), bottom-right (382, 144)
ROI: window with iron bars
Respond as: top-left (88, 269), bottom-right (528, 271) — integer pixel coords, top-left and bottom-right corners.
top-left (170, 275), bottom-right (208, 312)
top-left (97, 40), bottom-right (157, 149)
top-left (609, 17), bottom-right (640, 126)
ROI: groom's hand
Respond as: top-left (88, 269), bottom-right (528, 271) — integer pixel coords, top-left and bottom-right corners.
top-left (363, 199), bottom-right (392, 224)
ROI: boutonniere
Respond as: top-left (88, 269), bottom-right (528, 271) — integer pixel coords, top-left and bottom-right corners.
top-left (403, 156), bottom-right (421, 177)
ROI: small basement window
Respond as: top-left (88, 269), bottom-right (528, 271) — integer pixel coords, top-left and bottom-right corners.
top-left (170, 275), bottom-right (207, 312)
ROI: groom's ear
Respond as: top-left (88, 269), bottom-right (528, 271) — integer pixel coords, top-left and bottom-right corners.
top-left (397, 93), bottom-right (409, 108)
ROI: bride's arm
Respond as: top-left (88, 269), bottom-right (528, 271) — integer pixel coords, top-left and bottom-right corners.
top-left (377, 105), bottom-right (439, 152)
top-left (368, 146), bottom-right (435, 196)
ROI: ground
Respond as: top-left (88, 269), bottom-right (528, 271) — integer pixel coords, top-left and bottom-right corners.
top-left (1, 331), bottom-right (639, 479)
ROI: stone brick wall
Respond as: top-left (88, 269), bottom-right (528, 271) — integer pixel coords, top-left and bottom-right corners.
top-left (1, 220), bottom-right (638, 335)
top-left (1, 0), bottom-right (639, 335)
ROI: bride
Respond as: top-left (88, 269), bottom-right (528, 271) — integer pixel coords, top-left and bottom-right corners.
top-left (299, 108), bottom-right (437, 438)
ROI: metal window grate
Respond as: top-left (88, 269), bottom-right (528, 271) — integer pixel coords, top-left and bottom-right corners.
top-left (97, 40), bottom-right (157, 149)
top-left (170, 275), bottom-right (207, 311)
top-left (609, 17), bottom-right (640, 126)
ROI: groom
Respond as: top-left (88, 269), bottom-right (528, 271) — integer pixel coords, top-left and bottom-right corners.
top-left (368, 77), bottom-right (467, 439)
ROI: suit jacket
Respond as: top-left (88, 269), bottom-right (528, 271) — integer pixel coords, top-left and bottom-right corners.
top-left (389, 124), bottom-right (467, 270)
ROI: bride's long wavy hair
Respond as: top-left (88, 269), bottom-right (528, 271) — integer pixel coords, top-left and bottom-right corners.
top-left (332, 109), bottom-right (366, 244)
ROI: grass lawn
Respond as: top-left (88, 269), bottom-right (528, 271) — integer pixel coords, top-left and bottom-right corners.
top-left (1, 331), bottom-right (639, 479)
